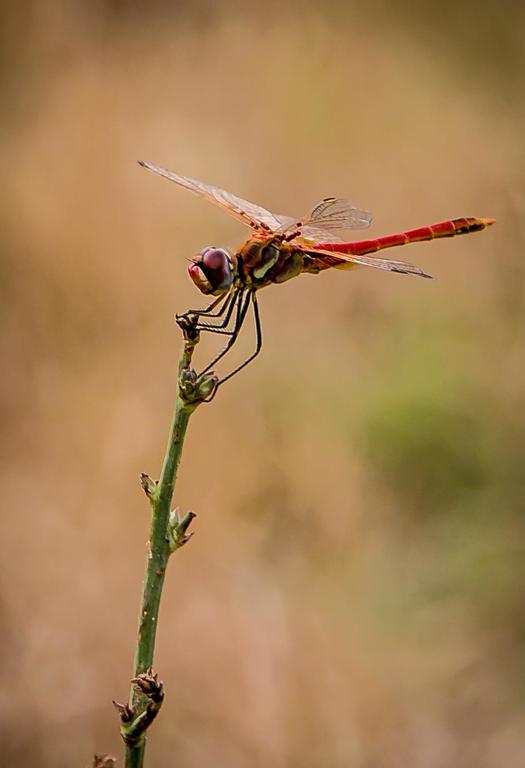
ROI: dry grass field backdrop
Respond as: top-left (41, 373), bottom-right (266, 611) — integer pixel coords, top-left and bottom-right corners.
top-left (1, 2), bottom-right (524, 766)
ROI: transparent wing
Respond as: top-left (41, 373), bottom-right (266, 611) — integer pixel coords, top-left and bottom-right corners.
top-left (305, 246), bottom-right (433, 279)
top-left (139, 160), bottom-right (284, 233)
top-left (294, 228), bottom-right (346, 244)
top-left (274, 214), bottom-right (299, 231)
top-left (306, 197), bottom-right (373, 231)
top-left (279, 197), bottom-right (373, 242)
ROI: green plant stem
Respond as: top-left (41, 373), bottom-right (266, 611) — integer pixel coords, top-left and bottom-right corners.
top-left (125, 355), bottom-right (200, 768)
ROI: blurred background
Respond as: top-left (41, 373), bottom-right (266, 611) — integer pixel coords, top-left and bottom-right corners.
top-left (1, 2), bottom-right (524, 766)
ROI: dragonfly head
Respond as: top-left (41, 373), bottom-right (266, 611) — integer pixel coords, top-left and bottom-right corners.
top-left (188, 247), bottom-right (235, 295)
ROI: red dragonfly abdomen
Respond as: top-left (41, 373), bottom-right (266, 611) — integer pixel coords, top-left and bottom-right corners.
top-left (317, 217), bottom-right (495, 257)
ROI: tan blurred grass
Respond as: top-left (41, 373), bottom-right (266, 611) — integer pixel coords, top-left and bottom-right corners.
top-left (1, 3), bottom-right (525, 766)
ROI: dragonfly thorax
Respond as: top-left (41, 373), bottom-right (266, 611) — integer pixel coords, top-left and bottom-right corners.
top-left (188, 247), bottom-right (236, 296)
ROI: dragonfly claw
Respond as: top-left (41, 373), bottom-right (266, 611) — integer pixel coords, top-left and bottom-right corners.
top-left (176, 312), bottom-right (200, 341)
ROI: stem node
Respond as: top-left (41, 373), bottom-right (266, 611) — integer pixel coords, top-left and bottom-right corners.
top-left (179, 368), bottom-right (218, 405)
top-left (140, 474), bottom-right (157, 500)
top-left (168, 508), bottom-right (197, 552)
top-left (117, 672), bottom-right (165, 750)
top-left (93, 754), bottom-right (117, 768)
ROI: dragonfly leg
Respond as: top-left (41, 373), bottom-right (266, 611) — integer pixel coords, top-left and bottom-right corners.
top-left (205, 292), bottom-right (262, 401)
top-left (193, 289), bottom-right (241, 334)
top-left (197, 290), bottom-right (251, 378)
top-left (176, 291), bottom-right (231, 321)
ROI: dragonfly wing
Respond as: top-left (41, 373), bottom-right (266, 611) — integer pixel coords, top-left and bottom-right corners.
top-left (295, 228), bottom-right (346, 244)
top-left (139, 160), bottom-right (284, 233)
top-left (305, 247), bottom-right (433, 279)
top-left (278, 197), bottom-right (373, 240)
top-left (305, 197), bottom-right (373, 232)
top-left (275, 214), bottom-right (302, 230)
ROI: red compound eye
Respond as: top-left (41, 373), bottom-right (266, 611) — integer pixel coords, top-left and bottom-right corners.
top-left (189, 247), bottom-right (233, 296)
top-left (201, 247), bottom-right (228, 271)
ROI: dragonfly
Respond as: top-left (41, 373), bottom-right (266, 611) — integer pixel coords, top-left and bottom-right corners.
top-left (139, 160), bottom-right (494, 390)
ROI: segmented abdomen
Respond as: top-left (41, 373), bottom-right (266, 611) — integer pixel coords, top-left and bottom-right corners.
top-left (316, 217), bottom-right (494, 257)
